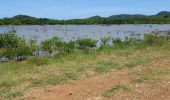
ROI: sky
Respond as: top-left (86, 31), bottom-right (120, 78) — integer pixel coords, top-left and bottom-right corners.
top-left (0, 0), bottom-right (170, 19)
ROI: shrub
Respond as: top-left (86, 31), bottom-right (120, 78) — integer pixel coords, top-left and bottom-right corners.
top-left (0, 32), bottom-right (31, 60)
top-left (0, 32), bottom-right (20, 48)
top-left (41, 37), bottom-right (62, 55)
top-left (101, 37), bottom-right (110, 46)
top-left (76, 38), bottom-right (97, 51)
top-left (59, 41), bottom-right (75, 55)
top-left (144, 33), bottom-right (167, 46)
top-left (2, 48), bottom-right (17, 59)
top-left (112, 38), bottom-right (124, 49)
top-left (28, 39), bottom-right (37, 55)
top-left (41, 37), bottom-right (76, 56)
top-left (112, 38), bottom-right (122, 45)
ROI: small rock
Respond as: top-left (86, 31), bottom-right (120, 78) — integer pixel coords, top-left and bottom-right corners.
top-left (69, 93), bottom-right (73, 95)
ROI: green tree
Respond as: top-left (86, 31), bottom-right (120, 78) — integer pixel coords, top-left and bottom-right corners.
top-left (0, 32), bottom-right (30, 60)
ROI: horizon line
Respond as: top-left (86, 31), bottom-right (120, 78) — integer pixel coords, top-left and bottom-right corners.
top-left (0, 11), bottom-right (169, 20)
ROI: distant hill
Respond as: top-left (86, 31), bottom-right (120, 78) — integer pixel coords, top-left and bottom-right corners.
top-left (0, 11), bottom-right (170, 25)
top-left (155, 11), bottom-right (170, 17)
top-left (108, 14), bottom-right (147, 19)
top-left (88, 15), bottom-right (103, 19)
top-left (89, 11), bottom-right (170, 19)
top-left (12, 15), bottom-right (37, 19)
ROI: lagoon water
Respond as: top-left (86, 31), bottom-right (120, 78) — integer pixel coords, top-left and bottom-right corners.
top-left (0, 24), bottom-right (170, 44)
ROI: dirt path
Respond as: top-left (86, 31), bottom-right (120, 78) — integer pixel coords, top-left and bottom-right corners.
top-left (24, 58), bottom-right (170, 100)
top-left (146, 83), bottom-right (170, 100)
top-left (24, 69), bottom-right (135, 100)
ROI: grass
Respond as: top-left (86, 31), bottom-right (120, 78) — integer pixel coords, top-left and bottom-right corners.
top-left (26, 57), bottom-right (50, 66)
top-left (31, 74), bottom-right (67, 86)
top-left (102, 84), bottom-right (130, 97)
top-left (133, 67), bottom-right (170, 83)
top-left (0, 35), bottom-right (170, 99)
top-left (4, 90), bottom-right (23, 99)
top-left (94, 60), bottom-right (123, 73)
top-left (94, 55), bottom-right (152, 73)
top-left (125, 55), bottom-right (152, 68)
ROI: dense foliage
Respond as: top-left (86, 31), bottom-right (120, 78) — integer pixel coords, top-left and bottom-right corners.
top-left (0, 32), bottom-right (30, 60)
top-left (76, 38), bottom-right (97, 51)
top-left (41, 37), bottom-right (75, 56)
top-left (1, 11), bottom-right (170, 25)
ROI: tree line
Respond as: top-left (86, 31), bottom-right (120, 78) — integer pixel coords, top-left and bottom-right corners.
top-left (0, 11), bottom-right (170, 25)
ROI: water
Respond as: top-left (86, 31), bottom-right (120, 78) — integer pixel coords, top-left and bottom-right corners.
top-left (0, 24), bottom-right (170, 44)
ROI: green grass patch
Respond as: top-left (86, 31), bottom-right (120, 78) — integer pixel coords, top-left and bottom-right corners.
top-left (102, 84), bottom-right (130, 97)
top-left (125, 56), bottom-right (152, 68)
top-left (95, 60), bottom-right (123, 73)
top-left (31, 63), bottom-right (85, 86)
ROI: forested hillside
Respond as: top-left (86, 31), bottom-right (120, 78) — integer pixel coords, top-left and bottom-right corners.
top-left (0, 11), bottom-right (170, 25)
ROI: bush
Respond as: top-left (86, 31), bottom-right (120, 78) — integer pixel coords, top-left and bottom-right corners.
top-left (144, 33), bottom-right (167, 46)
top-left (41, 37), bottom-right (55, 54)
top-left (28, 39), bottom-right (37, 55)
top-left (41, 37), bottom-right (76, 56)
top-left (112, 38), bottom-right (122, 45)
top-left (0, 32), bottom-right (20, 48)
top-left (41, 37), bottom-right (62, 55)
top-left (101, 37), bottom-right (110, 46)
top-left (112, 38), bottom-right (124, 49)
top-left (76, 38), bottom-right (97, 51)
top-left (0, 32), bottom-right (31, 60)
top-left (59, 41), bottom-right (75, 55)
top-left (2, 48), bottom-right (17, 59)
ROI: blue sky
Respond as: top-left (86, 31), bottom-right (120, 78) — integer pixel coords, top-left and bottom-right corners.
top-left (0, 0), bottom-right (170, 19)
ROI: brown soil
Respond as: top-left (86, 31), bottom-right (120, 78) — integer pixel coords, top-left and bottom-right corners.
top-left (24, 58), bottom-right (170, 100)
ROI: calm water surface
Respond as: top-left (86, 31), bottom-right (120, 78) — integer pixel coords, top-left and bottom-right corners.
top-left (0, 24), bottom-right (170, 44)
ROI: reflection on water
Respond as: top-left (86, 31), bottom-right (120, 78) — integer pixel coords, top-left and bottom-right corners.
top-left (0, 24), bottom-right (170, 44)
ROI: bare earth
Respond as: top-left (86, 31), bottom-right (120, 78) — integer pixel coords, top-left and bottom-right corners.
top-left (24, 58), bottom-right (170, 100)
